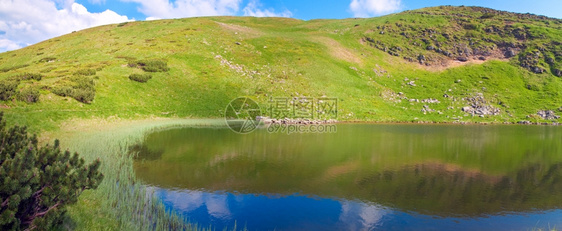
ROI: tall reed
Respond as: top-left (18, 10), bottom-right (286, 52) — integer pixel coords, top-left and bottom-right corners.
top-left (62, 119), bottom-right (227, 230)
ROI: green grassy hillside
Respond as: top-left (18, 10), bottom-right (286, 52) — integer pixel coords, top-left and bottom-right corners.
top-left (2, 6), bottom-right (562, 131)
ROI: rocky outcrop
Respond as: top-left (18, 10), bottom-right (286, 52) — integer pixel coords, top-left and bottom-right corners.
top-left (361, 7), bottom-right (562, 76)
top-left (537, 110), bottom-right (560, 120)
top-left (421, 98), bottom-right (440, 104)
top-left (504, 48), bottom-right (517, 58)
top-left (461, 94), bottom-right (500, 117)
top-left (257, 117), bottom-right (338, 125)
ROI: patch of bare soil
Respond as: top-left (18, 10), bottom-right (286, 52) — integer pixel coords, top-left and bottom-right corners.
top-left (215, 22), bottom-right (263, 38)
top-left (314, 36), bottom-right (363, 65)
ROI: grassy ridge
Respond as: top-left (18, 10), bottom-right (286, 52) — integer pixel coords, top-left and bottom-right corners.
top-left (1, 6), bottom-right (562, 132)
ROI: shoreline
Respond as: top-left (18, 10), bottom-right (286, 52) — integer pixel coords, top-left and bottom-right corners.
top-left (43, 116), bottom-right (562, 140)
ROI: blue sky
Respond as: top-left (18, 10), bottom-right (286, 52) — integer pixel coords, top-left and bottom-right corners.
top-left (0, 0), bottom-right (561, 52)
top-left (72, 0), bottom-right (562, 20)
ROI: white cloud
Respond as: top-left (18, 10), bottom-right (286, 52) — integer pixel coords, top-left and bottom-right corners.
top-left (88, 0), bottom-right (106, 4)
top-left (0, 0), bottom-right (131, 52)
top-left (243, 0), bottom-right (292, 18)
top-left (145, 16), bottom-right (162, 21)
top-left (0, 39), bottom-right (22, 51)
top-left (121, 0), bottom-right (242, 20)
top-left (349, 0), bottom-right (401, 17)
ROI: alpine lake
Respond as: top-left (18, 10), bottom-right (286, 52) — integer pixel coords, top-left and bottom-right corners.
top-left (132, 124), bottom-right (562, 231)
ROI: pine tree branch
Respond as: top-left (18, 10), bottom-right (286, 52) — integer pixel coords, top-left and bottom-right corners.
top-left (34, 201), bottom-right (61, 217)
top-left (1, 197), bottom-right (8, 207)
top-left (22, 201), bottom-right (62, 227)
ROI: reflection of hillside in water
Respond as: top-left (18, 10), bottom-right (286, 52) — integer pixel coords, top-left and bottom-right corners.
top-left (133, 125), bottom-right (562, 217)
top-left (355, 162), bottom-right (562, 216)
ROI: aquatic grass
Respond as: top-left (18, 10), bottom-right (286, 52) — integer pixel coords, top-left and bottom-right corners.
top-left (53, 118), bottom-right (232, 230)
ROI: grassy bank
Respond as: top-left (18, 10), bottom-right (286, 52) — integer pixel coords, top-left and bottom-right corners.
top-left (40, 118), bottom-right (226, 230)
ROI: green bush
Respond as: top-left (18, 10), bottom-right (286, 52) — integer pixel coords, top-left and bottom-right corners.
top-left (38, 57), bottom-right (56, 63)
top-left (527, 84), bottom-right (541, 91)
top-left (463, 23), bottom-right (480, 30)
top-left (73, 69), bottom-right (96, 76)
top-left (51, 85), bottom-right (73, 97)
top-left (71, 88), bottom-right (95, 103)
top-left (0, 112), bottom-right (103, 230)
top-left (0, 80), bottom-right (19, 101)
top-left (0, 64), bottom-right (29, 73)
top-left (71, 76), bottom-right (94, 89)
top-left (9, 73), bottom-right (43, 81)
top-left (17, 87), bottom-right (40, 103)
top-left (480, 13), bottom-right (495, 19)
top-left (70, 76), bottom-right (95, 103)
top-left (128, 73), bottom-right (152, 83)
top-left (50, 77), bottom-right (96, 103)
top-left (130, 59), bottom-right (169, 72)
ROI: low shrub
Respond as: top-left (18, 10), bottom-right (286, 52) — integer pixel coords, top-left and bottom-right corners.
top-left (51, 85), bottom-right (73, 97)
top-left (38, 57), bottom-right (56, 63)
top-left (0, 64), bottom-right (29, 73)
top-left (130, 59), bottom-right (169, 72)
top-left (17, 87), bottom-right (40, 103)
top-left (74, 69), bottom-right (97, 76)
top-left (9, 72), bottom-right (43, 81)
top-left (70, 76), bottom-right (95, 103)
top-left (50, 76), bottom-right (96, 103)
top-left (71, 76), bottom-right (94, 89)
top-left (480, 13), bottom-right (495, 19)
top-left (129, 73), bottom-right (152, 83)
top-left (71, 88), bottom-right (95, 103)
top-left (0, 80), bottom-right (19, 101)
top-left (463, 23), bottom-right (480, 30)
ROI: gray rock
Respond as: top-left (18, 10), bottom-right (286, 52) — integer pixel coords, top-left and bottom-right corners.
top-left (457, 57), bottom-right (468, 62)
top-left (504, 48), bottom-right (516, 58)
top-left (537, 110), bottom-right (560, 120)
top-left (461, 94), bottom-right (501, 116)
top-left (532, 66), bottom-right (545, 74)
top-left (422, 98), bottom-right (440, 104)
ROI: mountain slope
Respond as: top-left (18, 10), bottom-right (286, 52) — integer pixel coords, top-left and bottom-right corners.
top-left (1, 6), bottom-right (562, 130)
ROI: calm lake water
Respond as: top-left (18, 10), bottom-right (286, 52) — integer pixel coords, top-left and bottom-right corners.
top-left (133, 124), bottom-right (562, 230)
